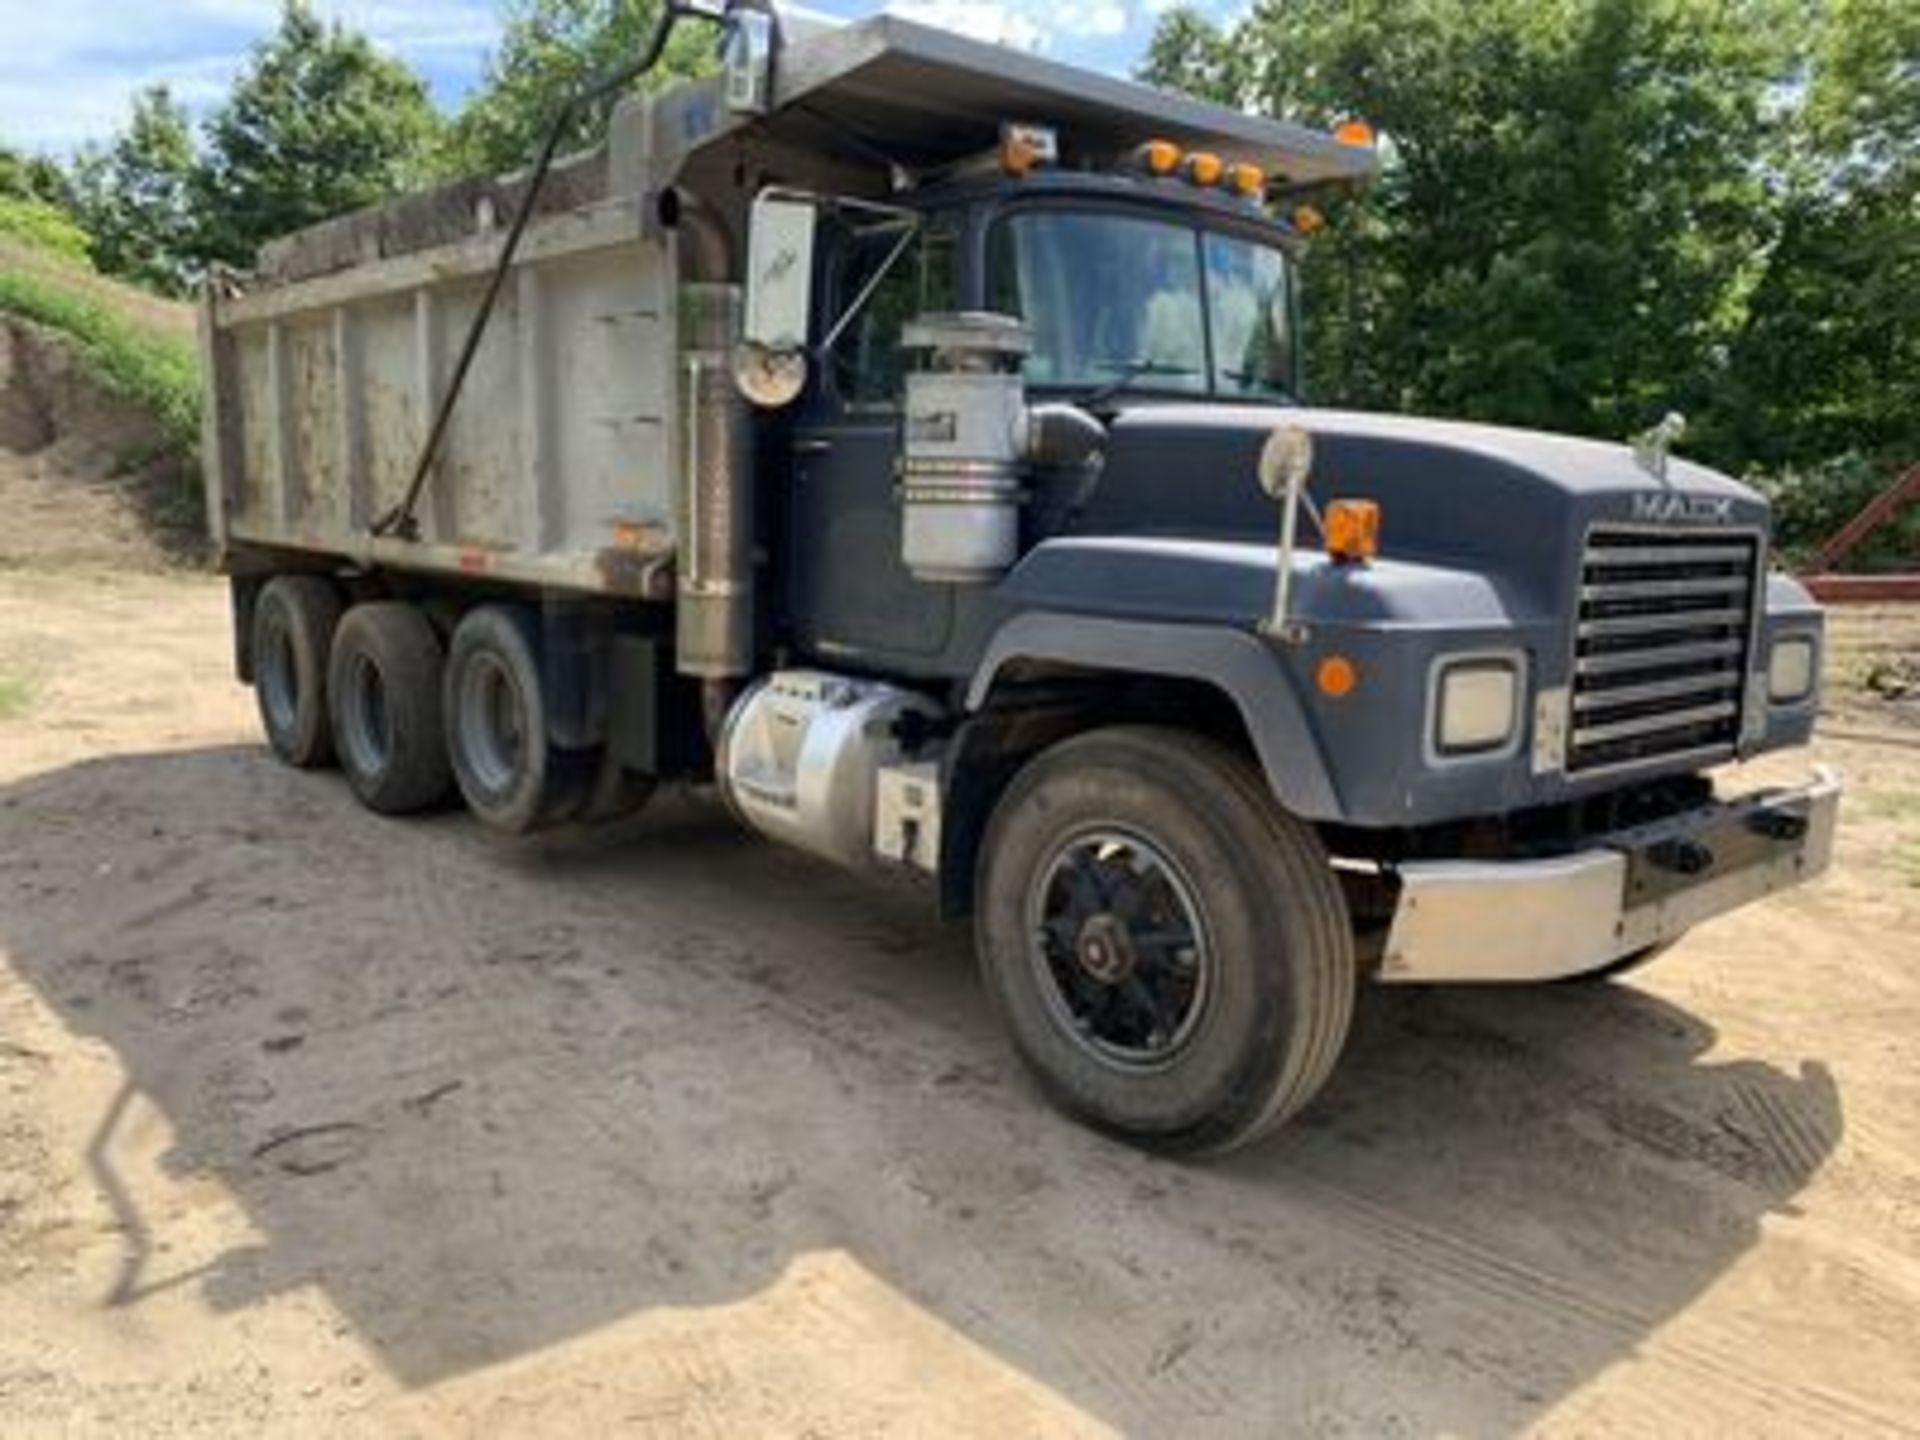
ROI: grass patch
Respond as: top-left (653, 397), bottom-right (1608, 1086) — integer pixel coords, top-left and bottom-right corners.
top-left (0, 268), bottom-right (200, 457)
top-left (1855, 788), bottom-right (1920, 823)
top-left (1898, 838), bottom-right (1920, 890)
top-left (1852, 788), bottom-right (1920, 888)
top-left (0, 197), bottom-right (91, 265)
top-left (0, 663), bottom-right (34, 720)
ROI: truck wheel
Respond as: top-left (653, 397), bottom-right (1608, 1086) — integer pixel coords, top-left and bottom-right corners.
top-left (251, 575), bottom-right (342, 768)
top-left (443, 605), bottom-right (589, 833)
top-left (977, 726), bottom-right (1355, 1156)
top-left (327, 603), bottom-right (454, 815)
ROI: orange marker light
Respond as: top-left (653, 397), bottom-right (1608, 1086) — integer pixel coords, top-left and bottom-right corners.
top-left (1324, 498), bottom-right (1381, 563)
top-left (1138, 139), bottom-right (1181, 175)
top-left (1226, 162), bottom-right (1265, 198)
top-left (999, 121), bottom-right (1059, 177)
top-left (1333, 119), bottom-right (1376, 148)
top-left (1316, 654), bottom-right (1359, 698)
top-left (1291, 204), bottom-right (1326, 235)
top-left (1184, 150), bottom-right (1224, 186)
top-left (1001, 135), bottom-right (1039, 175)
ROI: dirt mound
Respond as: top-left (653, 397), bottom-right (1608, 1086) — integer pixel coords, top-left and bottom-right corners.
top-left (0, 318), bottom-right (198, 569)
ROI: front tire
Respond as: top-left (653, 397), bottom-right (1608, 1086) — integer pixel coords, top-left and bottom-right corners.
top-left (977, 726), bottom-right (1354, 1156)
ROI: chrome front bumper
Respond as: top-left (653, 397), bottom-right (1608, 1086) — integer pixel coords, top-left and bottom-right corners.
top-left (1378, 767), bottom-right (1842, 983)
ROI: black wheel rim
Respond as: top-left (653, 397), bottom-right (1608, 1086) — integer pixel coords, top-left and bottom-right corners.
top-left (1025, 826), bottom-right (1213, 1071)
top-left (338, 651), bottom-right (390, 778)
top-left (459, 651), bottom-right (526, 797)
top-left (258, 609), bottom-right (299, 734)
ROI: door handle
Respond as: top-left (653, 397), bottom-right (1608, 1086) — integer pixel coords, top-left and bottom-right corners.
top-left (792, 438), bottom-right (834, 456)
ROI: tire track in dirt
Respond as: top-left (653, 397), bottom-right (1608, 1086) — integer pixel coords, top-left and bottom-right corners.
top-left (1735, 1077), bottom-right (1835, 1184)
top-left (1284, 1174), bottom-right (1916, 1437)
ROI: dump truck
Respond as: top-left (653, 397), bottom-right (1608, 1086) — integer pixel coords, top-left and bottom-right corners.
top-left (200, 2), bottom-right (1840, 1155)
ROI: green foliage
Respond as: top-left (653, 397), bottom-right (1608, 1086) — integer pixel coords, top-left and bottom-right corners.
top-left (69, 86), bottom-right (199, 294)
top-left (0, 146), bottom-right (76, 210)
top-left (0, 196), bottom-right (92, 262)
top-left (194, 0), bottom-right (441, 267)
top-left (1714, 0), bottom-right (1919, 481)
top-left (1138, 9), bottom-right (1246, 108)
top-left (1140, 0), bottom-right (1918, 527)
top-left (438, 0), bottom-right (715, 177)
top-left (0, 663), bottom-right (33, 721)
top-left (1753, 456), bottom-right (1920, 569)
top-left (0, 270), bottom-right (201, 457)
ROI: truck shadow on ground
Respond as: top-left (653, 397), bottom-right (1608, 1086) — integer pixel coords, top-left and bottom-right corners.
top-left (0, 744), bottom-right (1845, 1431)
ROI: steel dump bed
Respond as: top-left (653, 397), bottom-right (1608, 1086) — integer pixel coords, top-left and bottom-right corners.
top-left (199, 14), bottom-right (1376, 599)
top-left (200, 198), bottom-right (676, 597)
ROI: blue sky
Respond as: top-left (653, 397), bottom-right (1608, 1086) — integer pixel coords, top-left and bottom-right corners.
top-left (0, 0), bottom-right (1236, 156)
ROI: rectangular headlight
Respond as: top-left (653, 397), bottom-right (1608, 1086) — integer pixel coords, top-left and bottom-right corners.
top-left (1435, 659), bottom-right (1519, 755)
top-left (1768, 635), bottom-right (1816, 704)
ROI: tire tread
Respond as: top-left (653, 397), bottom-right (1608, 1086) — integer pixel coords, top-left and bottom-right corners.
top-left (978, 724), bottom-right (1354, 1157)
top-left (327, 601), bottom-right (453, 815)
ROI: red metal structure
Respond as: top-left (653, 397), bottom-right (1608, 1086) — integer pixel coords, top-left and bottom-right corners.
top-left (1798, 462), bottom-right (1920, 603)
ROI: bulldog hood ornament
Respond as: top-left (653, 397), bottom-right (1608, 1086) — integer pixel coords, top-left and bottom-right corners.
top-left (1632, 410), bottom-right (1687, 483)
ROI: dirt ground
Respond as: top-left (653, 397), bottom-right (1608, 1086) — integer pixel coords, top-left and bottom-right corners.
top-left (0, 318), bottom-right (198, 572)
top-left (1, 567), bottom-right (1917, 1437)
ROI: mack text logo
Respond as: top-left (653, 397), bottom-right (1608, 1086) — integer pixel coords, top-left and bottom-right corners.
top-left (1632, 493), bottom-right (1734, 524)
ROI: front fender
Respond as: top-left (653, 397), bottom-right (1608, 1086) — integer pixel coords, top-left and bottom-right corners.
top-left (966, 612), bottom-right (1343, 821)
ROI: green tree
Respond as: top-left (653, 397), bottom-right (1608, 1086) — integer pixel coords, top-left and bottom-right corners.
top-left (69, 85), bottom-right (200, 293)
top-left (439, 0), bottom-right (715, 177)
top-left (1138, 8), bottom-right (1246, 105)
top-left (1141, 0), bottom-right (1798, 459)
top-left (1717, 0), bottom-right (1919, 479)
top-left (194, 0), bottom-right (440, 267)
top-left (0, 145), bottom-right (76, 210)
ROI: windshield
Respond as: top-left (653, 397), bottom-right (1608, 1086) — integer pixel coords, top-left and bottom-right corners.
top-left (987, 209), bottom-right (1297, 401)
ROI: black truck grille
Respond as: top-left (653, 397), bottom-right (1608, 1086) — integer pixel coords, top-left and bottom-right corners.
top-left (1569, 527), bottom-right (1760, 773)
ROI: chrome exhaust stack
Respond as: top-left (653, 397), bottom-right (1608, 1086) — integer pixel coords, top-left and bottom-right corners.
top-left (664, 189), bottom-right (755, 746)
top-left (675, 279), bottom-right (754, 681)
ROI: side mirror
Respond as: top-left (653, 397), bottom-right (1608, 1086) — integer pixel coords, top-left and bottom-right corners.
top-left (721, 8), bottom-right (776, 115)
top-left (1256, 424), bottom-right (1315, 644)
top-left (744, 190), bottom-right (816, 354)
top-left (1257, 424), bottom-right (1313, 499)
top-left (736, 190), bottom-right (815, 408)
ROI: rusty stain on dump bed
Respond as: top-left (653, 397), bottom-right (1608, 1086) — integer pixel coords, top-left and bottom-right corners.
top-left (595, 540), bottom-right (675, 599)
top-left (209, 200), bottom-right (674, 596)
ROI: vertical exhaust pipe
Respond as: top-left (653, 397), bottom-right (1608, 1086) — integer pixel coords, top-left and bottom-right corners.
top-left (664, 189), bottom-right (754, 732)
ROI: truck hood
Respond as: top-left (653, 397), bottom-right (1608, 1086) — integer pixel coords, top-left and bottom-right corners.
top-left (1061, 404), bottom-right (1767, 620)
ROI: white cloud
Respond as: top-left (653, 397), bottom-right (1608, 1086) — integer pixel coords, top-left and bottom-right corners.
top-left (0, 0), bottom-right (500, 153)
top-left (0, 0), bottom-right (1183, 155)
top-left (0, 54), bottom-right (243, 153)
top-left (1055, 0), bottom-right (1128, 38)
top-left (885, 0), bottom-right (1046, 51)
top-left (884, 0), bottom-right (1138, 50)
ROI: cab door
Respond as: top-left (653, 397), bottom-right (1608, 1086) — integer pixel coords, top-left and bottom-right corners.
top-left (785, 214), bottom-right (959, 663)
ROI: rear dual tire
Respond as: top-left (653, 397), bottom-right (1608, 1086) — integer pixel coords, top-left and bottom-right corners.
top-left (252, 585), bottom-right (653, 831)
top-left (977, 726), bottom-right (1355, 1157)
top-left (326, 603), bottom-right (454, 815)
top-left (251, 576), bottom-right (342, 768)
top-left (443, 605), bottom-right (594, 834)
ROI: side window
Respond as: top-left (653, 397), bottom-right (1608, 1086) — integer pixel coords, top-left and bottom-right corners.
top-left (829, 218), bottom-right (958, 411)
